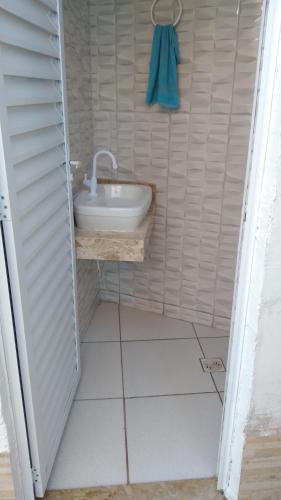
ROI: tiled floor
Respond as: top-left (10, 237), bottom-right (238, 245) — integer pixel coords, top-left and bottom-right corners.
top-left (48, 303), bottom-right (229, 491)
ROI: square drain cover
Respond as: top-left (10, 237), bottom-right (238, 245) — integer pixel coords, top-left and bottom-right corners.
top-left (200, 357), bottom-right (225, 373)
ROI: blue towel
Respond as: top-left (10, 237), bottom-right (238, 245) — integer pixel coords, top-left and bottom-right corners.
top-left (145, 24), bottom-right (180, 109)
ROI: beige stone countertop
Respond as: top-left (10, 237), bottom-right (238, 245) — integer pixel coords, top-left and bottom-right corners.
top-left (75, 179), bottom-right (155, 262)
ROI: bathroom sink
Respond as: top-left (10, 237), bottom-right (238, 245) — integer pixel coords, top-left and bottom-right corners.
top-left (74, 183), bottom-right (152, 232)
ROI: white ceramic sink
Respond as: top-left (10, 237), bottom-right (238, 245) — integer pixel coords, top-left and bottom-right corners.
top-left (74, 183), bottom-right (152, 232)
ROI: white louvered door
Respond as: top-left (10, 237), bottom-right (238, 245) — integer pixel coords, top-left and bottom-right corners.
top-left (0, 1), bottom-right (80, 497)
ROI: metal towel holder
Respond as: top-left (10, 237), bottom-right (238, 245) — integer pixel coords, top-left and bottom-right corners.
top-left (151, 0), bottom-right (183, 27)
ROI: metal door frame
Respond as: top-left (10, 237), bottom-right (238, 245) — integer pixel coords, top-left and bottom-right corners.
top-left (0, 224), bottom-right (34, 499)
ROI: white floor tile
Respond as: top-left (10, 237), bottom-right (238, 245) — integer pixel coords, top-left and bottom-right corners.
top-left (213, 373), bottom-right (226, 392)
top-left (75, 343), bottom-right (123, 399)
top-left (83, 302), bottom-right (119, 342)
top-left (194, 324), bottom-right (229, 338)
top-left (48, 400), bottom-right (127, 489)
top-left (200, 338), bottom-right (229, 392)
top-left (126, 393), bottom-right (222, 484)
top-left (120, 306), bottom-right (195, 340)
top-left (122, 339), bottom-right (215, 397)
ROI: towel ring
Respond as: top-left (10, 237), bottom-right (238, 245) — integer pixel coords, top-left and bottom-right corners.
top-left (151, 0), bottom-right (182, 27)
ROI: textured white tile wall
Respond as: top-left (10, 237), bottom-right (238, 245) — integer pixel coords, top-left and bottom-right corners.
top-left (88, 0), bottom-right (262, 328)
top-left (63, 0), bottom-right (93, 192)
top-left (63, 0), bottom-right (99, 338)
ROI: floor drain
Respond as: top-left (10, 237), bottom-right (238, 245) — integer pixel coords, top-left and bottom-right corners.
top-left (200, 358), bottom-right (225, 373)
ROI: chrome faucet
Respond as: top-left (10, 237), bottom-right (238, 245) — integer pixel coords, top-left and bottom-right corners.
top-left (83, 150), bottom-right (118, 196)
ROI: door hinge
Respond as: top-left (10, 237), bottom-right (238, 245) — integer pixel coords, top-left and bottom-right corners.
top-left (0, 194), bottom-right (10, 221)
top-left (31, 467), bottom-right (39, 484)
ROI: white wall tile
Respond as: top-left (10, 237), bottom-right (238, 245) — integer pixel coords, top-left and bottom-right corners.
top-left (87, 0), bottom-right (262, 327)
top-left (63, 0), bottom-right (98, 338)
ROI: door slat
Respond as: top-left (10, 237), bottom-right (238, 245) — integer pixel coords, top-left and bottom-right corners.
top-left (0, 2), bottom-right (80, 496)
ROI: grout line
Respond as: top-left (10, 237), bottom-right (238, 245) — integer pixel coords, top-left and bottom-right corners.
top-left (196, 344), bottom-right (222, 397)
top-left (219, 391), bottom-right (225, 405)
top-left (121, 336), bottom-right (229, 342)
top-left (125, 391), bottom-right (217, 399)
top-left (218, 391), bottom-right (224, 405)
top-left (210, 375), bottom-right (222, 402)
top-left (191, 322), bottom-right (223, 402)
top-left (75, 397), bottom-right (123, 402)
top-left (121, 337), bottom-right (196, 343)
top-left (81, 340), bottom-right (120, 344)
top-left (82, 338), bottom-right (195, 344)
top-left (74, 391), bottom-right (217, 402)
top-left (117, 271), bottom-right (130, 485)
top-left (163, 106), bottom-right (171, 316)
top-left (212, 0), bottom-right (242, 328)
top-left (191, 335), bottom-right (230, 340)
top-left (99, 290), bottom-right (232, 323)
top-left (81, 335), bottom-right (230, 344)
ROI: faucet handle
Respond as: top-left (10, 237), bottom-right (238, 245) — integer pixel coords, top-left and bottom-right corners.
top-left (69, 160), bottom-right (82, 170)
top-left (83, 173), bottom-right (91, 188)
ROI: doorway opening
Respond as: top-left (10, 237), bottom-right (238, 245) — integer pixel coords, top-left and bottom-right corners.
top-left (0, 0), bottom-right (271, 498)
